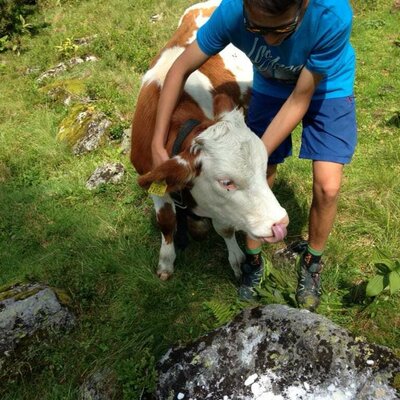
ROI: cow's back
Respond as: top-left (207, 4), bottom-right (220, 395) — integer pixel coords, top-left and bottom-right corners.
top-left (130, 0), bottom-right (252, 175)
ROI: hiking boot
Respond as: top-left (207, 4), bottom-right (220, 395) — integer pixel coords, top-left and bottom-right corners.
top-left (238, 254), bottom-right (264, 301)
top-left (295, 252), bottom-right (322, 311)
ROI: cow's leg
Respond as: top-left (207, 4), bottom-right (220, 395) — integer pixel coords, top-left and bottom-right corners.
top-left (211, 219), bottom-right (245, 281)
top-left (151, 194), bottom-right (176, 280)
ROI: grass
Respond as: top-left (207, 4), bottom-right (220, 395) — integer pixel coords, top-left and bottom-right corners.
top-left (0, 0), bottom-right (399, 398)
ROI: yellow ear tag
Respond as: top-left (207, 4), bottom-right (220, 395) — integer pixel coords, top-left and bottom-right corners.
top-left (148, 181), bottom-right (167, 197)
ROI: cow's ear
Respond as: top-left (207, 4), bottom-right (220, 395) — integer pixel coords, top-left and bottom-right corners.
top-left (213, 93), bottom-right (235, 117)
top-left (137, 157), bottom-right (194, 193)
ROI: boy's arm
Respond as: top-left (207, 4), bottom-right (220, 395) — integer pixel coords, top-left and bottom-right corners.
top-left (152, 41), bottom-right (210, 168)
top-left (261, 67), bottom-right (322, 155)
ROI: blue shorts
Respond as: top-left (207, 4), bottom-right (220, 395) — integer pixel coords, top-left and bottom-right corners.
top-left (246, 91), bottom-right (358, 164)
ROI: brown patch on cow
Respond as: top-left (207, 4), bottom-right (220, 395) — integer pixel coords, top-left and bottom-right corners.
top-left (131, 83), bottom-right (209, 176)
top-left (131, 81), bottom-right (160, 175)
top-left (200, 54), bottom-right (243, 110)
top-left (156, 203), bottom-right (176, 244)
top-left (137, 151), bottom-right (198, 193)
top-left (149, 6), bottom-right (216, 69)
top-left (213, 93), bottom-right (235, 116)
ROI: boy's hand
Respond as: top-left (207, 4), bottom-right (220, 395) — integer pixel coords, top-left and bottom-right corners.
top-left (151, 144), bottom-right (169, 169)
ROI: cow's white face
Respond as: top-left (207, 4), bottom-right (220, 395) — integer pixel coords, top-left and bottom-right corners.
top-left (190, 110), bottom-right (288, 242)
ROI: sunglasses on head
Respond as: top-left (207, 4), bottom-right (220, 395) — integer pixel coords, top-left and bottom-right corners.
top-left (243, 1), bottom-right (303, 35)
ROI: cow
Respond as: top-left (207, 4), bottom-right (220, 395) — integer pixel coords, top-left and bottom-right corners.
top-left (130, 0), bottom-right (289, 281)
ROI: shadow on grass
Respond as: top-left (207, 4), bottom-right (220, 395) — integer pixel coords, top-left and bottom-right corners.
top-left (274, 179), bottom-right (308, 244)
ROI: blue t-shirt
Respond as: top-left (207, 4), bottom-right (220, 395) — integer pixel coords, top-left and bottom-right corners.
top-left (197, 0), bottom-right (355, 99)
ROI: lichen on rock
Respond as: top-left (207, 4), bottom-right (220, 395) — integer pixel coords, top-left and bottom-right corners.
top-left (86, 163), bottom-right (125, 190)
top-left (156, 304), bottom-right (400, 399)
top-left (39, 78), bottom-right (89, 106)
top-left (57, 104), bottom-right (111, 155)
top-left (0, 281), bottom-right (76, 372)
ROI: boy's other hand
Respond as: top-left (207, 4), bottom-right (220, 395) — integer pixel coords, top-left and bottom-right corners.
top-left (151, 145), bottom-right (170, 169)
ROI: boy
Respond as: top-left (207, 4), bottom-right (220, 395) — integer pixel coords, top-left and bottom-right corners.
top-left (151, 0), bottom-right (357, 311)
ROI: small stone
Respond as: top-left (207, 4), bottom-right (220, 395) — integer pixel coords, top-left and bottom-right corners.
top-left (86, 163), bottom-right (125, 190)
top-left (150, 14), bottom-right (163, 22)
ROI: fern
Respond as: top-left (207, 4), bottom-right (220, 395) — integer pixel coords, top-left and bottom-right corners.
top-left (203, 300), bottom-right (242, 325)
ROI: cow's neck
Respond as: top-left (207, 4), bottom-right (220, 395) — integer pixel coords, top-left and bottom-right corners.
top-left (171, 119), bottom-right (201, 156)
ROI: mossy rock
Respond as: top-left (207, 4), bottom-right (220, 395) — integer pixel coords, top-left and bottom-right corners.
top-left (0, 281), bottom-right (76, 358)
top-left (57, 104), bottom-right (111, 154)
top-left (39, 78), bottom-right (88, 105)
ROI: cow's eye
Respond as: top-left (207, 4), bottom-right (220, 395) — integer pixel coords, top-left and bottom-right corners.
top-left (218, 179), bottom-right (237, 191)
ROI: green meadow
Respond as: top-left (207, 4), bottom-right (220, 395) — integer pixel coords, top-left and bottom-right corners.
top-left (0, 0), bottom-right (399, 398)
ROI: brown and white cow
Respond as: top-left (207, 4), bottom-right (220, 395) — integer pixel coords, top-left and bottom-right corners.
top-left (131, 0), bottom-right (289, 280)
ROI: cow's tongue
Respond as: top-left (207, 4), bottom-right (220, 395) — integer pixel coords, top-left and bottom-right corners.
top-left (265, 223), bottom-right (287, 243)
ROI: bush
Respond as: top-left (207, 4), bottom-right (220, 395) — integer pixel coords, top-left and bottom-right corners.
top-left (0, 0), bottom-right (37, 38)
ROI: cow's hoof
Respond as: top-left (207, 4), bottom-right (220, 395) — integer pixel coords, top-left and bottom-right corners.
top-left (157, 271), bottom-right (172, 281)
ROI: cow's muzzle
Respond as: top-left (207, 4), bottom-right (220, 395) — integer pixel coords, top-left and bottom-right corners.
top-left (255, 215), bottom-right (289, 243)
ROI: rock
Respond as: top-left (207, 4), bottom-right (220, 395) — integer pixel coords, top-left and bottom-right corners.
top-left (0, 282), bottom-right (75, 370)
top-left (120, 128), bottom-right (131, 154)
top-left (156, 304), bottom-right (400, 399)
top-left (150, 14), bottom-right (163, 23)
top-left (86, 163), bottom-right (125, 190)
top-left (80, 368), bottom-right (117, 400)
top-left (73, 35), bottom-right (98, 46)
top-left (392, 0), bottom-right (400, 12)
top-left (40, 78), bottom-right (90, 106)
top-left (37, 55), bottom-right (99, 83)
top-left (57, 105), bottom-right (112, 155)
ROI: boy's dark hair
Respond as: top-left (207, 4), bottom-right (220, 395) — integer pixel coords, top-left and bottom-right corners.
top-left (244, 0), bottom-right (301, 15)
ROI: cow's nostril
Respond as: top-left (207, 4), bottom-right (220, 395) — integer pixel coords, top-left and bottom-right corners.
top-left (275, 214), bottom-right (289, 228)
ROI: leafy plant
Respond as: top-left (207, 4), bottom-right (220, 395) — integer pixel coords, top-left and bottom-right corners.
top-left (55, 37), bottom-right (78, 59)
top-left (256, 258), bottom-right (297, 306)
top-left (0, 35), bottom-right (9, 52)
top-left (366, 254), bottom-right (400, 297)
top-left (203, 300), bottom-right (243, 325)
top-left (115, 349), bottom-right (157, 399)
top-left (0, 0), bottom-right (38, 37)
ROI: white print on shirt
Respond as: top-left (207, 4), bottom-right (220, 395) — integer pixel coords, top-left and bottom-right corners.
top-left (248, 37), bottom-right (304, 84)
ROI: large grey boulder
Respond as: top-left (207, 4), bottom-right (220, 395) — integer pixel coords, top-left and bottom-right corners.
top-left (156, 305), bottom-right (400, 399)
top-left (0, 282), bottom-right (76, 371)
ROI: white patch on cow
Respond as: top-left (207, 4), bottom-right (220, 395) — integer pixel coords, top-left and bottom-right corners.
top-left (219, 44), bottom-right (253, 98)
top-left (184, 12), bottom-right (210, 44)
top-left (158, 234), bottom-right (175, 275)
top-left (173, 155), bottom-right (189, 167)
top-left (142, 46), bottom-right (214, 119)
top-left (178, 0), bottom-right (222, 27)
top-left (185, 70), bottom-right (214, 119)
top-left (211, 219), bottom-right (244, 279)
top-left (142, 46), bottom-right (185, 87)
top-left (151, 194), bottom-right (176, 275)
